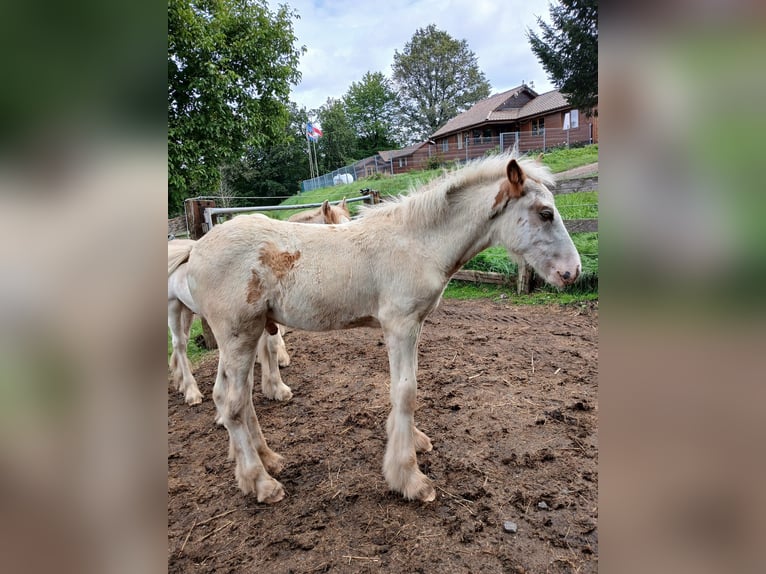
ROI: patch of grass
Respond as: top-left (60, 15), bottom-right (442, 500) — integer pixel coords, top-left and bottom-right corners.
top-left (540, 144), bottom-right (599, 173)
top-left (443, 281), bottom-right (598, 304)
top-left (167, 317), bottom-right (210, 363)
top-left (555, 190), bottom-right (598, 219)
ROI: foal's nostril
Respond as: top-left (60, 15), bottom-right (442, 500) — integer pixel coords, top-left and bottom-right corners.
top-left (562, 271), bottom-right (571, 280)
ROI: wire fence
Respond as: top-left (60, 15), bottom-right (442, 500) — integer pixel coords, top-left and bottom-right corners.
top-left (301, 125), bottom-right (596, 192)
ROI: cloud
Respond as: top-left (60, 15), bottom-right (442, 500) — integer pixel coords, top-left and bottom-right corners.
top-left (278, 0), bottom-right (555, 110)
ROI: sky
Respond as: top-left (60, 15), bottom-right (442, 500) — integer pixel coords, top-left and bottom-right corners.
top-left (270, 0), bottom-right (556, 113)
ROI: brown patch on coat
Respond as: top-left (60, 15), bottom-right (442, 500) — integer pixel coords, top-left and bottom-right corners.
top-left (259, 243), bottom-right (301, 280)
top-left (246, 270), bottom-right (263, 305)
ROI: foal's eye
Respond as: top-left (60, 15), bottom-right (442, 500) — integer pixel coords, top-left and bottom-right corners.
top-left (539, 209), bottom-right (554, 222)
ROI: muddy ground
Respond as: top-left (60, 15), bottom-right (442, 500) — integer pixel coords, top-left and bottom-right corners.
top-left (168, 298), bottom-right (598, 573)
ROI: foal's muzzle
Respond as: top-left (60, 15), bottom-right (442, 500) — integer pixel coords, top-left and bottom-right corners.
top-left (558, 265), bottom-right (581, 285)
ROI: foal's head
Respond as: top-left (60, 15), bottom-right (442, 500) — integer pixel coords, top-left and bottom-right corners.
top-left (325, 198), bottom-right (350, 224)
top-left (492, 159), bottom-right (581, 288)
top-left (289, 199), bottom-right (350, 224)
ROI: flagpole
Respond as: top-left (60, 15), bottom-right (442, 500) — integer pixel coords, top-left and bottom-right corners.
top-left (312, 139), bottom-right (320, 180)
top-left (305, 128), bottom-right (315, 180)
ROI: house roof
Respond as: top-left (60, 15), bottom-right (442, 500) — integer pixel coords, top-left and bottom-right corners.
top-left (430, 86), bottom-right (571, 139)
top-left (377, 141), bottom-right (429, 162)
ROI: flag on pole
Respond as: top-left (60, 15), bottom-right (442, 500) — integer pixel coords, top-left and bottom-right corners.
top-left (306, 121), bottom-right (323, 142)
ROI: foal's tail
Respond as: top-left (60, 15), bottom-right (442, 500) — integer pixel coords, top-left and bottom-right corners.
top-left (168, 239), bottom-right (195, 277)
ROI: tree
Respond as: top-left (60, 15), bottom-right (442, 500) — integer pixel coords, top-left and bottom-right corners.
top-left (316, 98), bottom-right (358, 172)
top-left (168, 0), bottom-right (303, 213)
top-left (343, 72), bottom-right (403, 159)
top-left (527, 0), bottom-right (598, 116)
top-left (392, 25), bottom-right (491, 140)
top-left (222, 103), bottom-right (311, 198)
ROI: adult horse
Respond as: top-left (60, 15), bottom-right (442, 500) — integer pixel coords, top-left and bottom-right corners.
top-left (167, 199), bottom-right (349, 405)
top-left (175, 154), bottom-right (580, 503)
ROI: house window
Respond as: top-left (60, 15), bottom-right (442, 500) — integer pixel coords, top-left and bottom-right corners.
top-left (441, 139), bottom-right (449, 152)
top-left (398, 158), bottom-right (407, 168)
top-left (457, 134), bottom-right (463, 149)
top-left (531, 118), bottom-right (545, 136)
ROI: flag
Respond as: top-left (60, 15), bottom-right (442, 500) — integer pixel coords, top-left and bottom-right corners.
top-left (306, 121), bottom-right (323, 142)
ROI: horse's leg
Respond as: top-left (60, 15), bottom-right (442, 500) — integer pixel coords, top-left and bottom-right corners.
top-left (253, 326), bottom-right (289, 367)
top-left (382, 318), bottom-right (436, 502)
top-left (274, 325), bottom-right (291, 367)
top-left (257, 323), bottom-right (292, 401)
top-left (213, 324), bottom-right (284, 503)
top-left (168, 299), bottom-right (203, 405)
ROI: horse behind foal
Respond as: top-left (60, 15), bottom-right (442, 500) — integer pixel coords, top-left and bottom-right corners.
top-left (167, 199), bottom-right (350, 405)
top-left (182, 153), bottom-right (581, 504)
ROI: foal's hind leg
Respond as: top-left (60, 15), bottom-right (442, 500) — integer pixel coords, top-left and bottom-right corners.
top-left (257, 323), bottom-right (292, 401)
top-left (214, 326), bottom-right (284, 503)
top-left (168, 299), bottom-right (203, 405)
top-left (274, 325), bottom-right (291, 367)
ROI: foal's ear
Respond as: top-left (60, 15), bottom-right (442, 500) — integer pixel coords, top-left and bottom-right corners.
top-left (321, 200), bottom-right (331, 218)
top-left (493, 159), bottom-right (526, 213)
top-left (506, 159), bottom-right (526, 197)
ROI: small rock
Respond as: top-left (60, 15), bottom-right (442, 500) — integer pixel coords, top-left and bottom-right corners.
top-left (503, 521), bottom-right (518, 533)
top-left (537, 501), bottom-right (549, 510)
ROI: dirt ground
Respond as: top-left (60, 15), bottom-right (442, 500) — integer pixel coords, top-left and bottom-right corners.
top-left (168, 298), bottom-right (598, 573)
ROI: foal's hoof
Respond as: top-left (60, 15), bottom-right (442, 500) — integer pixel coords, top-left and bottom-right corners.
top-left (264, 384), bottom-right (293, 402)
top-left (414, 428), bottom-right (433, 453)
top-left (260, 451), bottom-right (284, 476)
top-left (413, 482), bottom-right (436, 503)
top-left (256, 478), bottom-right (285, 504)
top-left (388, 468), bottom-right (436, 502)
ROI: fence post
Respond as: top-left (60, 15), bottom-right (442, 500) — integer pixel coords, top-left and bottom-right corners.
top-left (188, 199), bottom-right (216, 239)
top-left (199, 318), bottom-right (218, 350)
top-left (516, 259), bottom-right (533, 294)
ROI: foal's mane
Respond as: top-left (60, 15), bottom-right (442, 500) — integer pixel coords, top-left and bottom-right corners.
top-left (357, 152), bottom-right (555, 228)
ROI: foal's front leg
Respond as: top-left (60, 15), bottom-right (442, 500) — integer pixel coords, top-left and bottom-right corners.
top-left (382, 319), bottom-right (436, 502)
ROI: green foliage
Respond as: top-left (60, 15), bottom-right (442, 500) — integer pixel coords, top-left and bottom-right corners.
top-left (527, 0), bottom-right (598, 115)
top-left (168, 0), bottom-right (304, 213)
top-left (317, 98), bottom-right (358, 171)
top-left (344, 72), bottom-right (404, 158)
top-left (392, 24), bottom-right (491, 139)
top-left (222, 103), bottom-right (312, 198)
top-left (167, 318), bottom-right (209, 363)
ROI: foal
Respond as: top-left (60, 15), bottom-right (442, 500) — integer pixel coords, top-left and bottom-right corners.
top-left (178, 154), bottom-right (580, 503)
